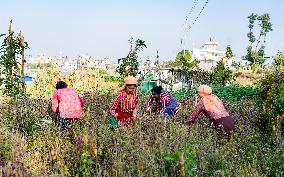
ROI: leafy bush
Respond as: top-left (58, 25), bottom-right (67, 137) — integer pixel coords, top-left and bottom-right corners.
top-left (168, 84), bottom-right (256, 102)
top-left (255, 69), bottom-right (284, 134)
top-left (212, 84), bottom-right (257, 101)
top-left (212, 61), bottom-right (235, 86)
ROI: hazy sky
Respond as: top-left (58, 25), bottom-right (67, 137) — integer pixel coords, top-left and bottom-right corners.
top-left (0, 0), bottom-right (283, 63)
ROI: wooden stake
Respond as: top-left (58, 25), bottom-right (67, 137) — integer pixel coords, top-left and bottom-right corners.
top-left (180, 152), bottom-right (185, 177)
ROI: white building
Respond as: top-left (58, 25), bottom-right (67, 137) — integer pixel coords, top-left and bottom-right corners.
top-left (26, 54), bottom-right (57, 65)
top-left (26, 54), bottom-right (111, 70)
top-left (192, 38), bottom-right (234, 70)
top-left (78, 55), bottom-right (110, 69)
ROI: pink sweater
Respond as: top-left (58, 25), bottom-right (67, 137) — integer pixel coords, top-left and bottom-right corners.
top-left (52, 88), bottom-right (84, 119)
top-left (187, 100), bottom-right (229, 124)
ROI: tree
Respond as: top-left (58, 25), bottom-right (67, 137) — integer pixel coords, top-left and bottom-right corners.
top-left (273, 51), bottom-right (284, 69)
top-left (212, 59), bottom-right (235, 86)
top-left (175, 49), bottom-right (199, 75)
top-left (223, 45), bottom-right (234, 67)
top-left (243, 13), bottom-right (273, 70)
top-left (173, 49), bottom-right (199, 86)
top-left (0, 20), bottom-right (29, 96)
top-left (116, 37), bottom-right (147, 78)
top-left (225, 45), bottom-right (233, 60)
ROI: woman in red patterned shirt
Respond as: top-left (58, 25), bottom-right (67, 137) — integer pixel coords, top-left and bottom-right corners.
top-left (109, 76), bottom-right (139, 127)
top-left (146, 86), bottom-right (179, 116)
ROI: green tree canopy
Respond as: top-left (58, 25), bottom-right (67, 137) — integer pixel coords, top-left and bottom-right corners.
top-left (273, 51), bottom-right (284, 69)
top-left (116, 37), bottom-right (147, 79)
top-left (243, 13), bottom-right (273, 69)
top-left (175, 49), bottom-right (199, 75)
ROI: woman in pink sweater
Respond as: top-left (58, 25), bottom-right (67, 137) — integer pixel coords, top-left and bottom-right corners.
top-left (186, 85), bottom-right (234, 134)
top-left (51, 81), bottom-right (84, 129)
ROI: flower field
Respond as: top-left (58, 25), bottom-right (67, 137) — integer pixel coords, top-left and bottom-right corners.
top-left (0, 3), bottom-right (283, 176)
top-left (0, 71), bottom-right (283, 176)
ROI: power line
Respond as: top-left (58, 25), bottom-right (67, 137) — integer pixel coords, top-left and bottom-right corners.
top-left (187, 0), bottom-right (210, 32)
top-left (179, 0), bottom-right (200, 40)
top-left (179, 0), bottom-right (210, 52)
top-left (182, 0), bottom-right (200, 28)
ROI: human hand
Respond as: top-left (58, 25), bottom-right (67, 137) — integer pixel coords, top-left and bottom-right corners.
top-left (184, 118), bottom-right (192, 125)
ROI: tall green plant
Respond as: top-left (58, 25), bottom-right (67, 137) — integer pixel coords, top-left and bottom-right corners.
top-left (243, 13), bottom-right (273, 70)
top-left (0, 20), bottom-right (29, 96)
top-left (273, 51), bottom-right (284, 69)
top-left (225, 45), bottom-right (233, 60)
top-left (165, 143), bottom-right (197, 176)
top-left (212, 60), bottom-right (234, 86)
top-left (116, 37), bottom-right (147, 78)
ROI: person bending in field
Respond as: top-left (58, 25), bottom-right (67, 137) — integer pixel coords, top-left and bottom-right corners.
top-left (145, 86), bottom-right (179, 117)
top-left (51, 81), bottom-right (84, 130)
top-left (185, 85), bottom-right (234, 135)
top-left (109, 76), bottom-right (139, 127)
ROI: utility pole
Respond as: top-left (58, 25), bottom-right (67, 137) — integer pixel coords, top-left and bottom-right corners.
top-left (183, 19), bottom-right (188, 56)
top-left (156, 50), bottom-right (161, 86)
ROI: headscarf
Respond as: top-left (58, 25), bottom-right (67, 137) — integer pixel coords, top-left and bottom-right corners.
top-left (124, 76), bottom-right (138, 85)
top-left (197, 85), bottom-right (224, 113)
top-left (119, 76), bottom-right (138, 91)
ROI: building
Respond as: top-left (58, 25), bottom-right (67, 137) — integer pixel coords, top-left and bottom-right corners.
top-left (192, 38), bottom-right (234, 70)
top-left (26, 54), bottom-right (111, 71)
top-left (78, 55), bottom-right (111, 69)
top-left (26, 54), bottom-right (57, 65)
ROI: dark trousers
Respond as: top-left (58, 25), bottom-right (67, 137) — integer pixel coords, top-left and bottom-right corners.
top-left (57, 116), bottom-right (77, 130)
top-left (213, 116), bottom-right (235, 134)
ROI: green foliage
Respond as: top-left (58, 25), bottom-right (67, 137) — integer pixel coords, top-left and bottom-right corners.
top-left (176, 49), bottom-right (199, 75)
top-left (174, 47), bottom-right (234, 86)
top-left (212, 60), bottom-right (235, 86)
top-left (165, 143), bottom-right (197, 176)
top-left (170, 87), bottom-right (197, 99)
top-left (0, 126), bottom-right (12, 162)
top-left (0, 21), bottom-right (29, 97)
top-left (116, 37), bottom-right (147, 78)
top-left (1, 94), bottom-right (283, 176)
top-left (273, 51), bottom-right (284, 69)
top-left (1, 82), bottom-right (284, 176)
top-left (170, 84), bottom-right (256, 101)
top-left (225, 45), bottom-right (233, 59)
top-left (103, 75), bottom-right (121, 82)
top-left (255, 70), bottom-right (284, 134)
top-left (77, 153), bottom-right (94, 176)
top-left (212, 84), bottom-right (257, 101)
top-left (243, 13), bottom-right (273, 68)
top-left (1, 97), bottom-right (46, 135)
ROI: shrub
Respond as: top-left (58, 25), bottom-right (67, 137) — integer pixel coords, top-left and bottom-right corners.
top-left (255, 69), bottom-right (284, 134)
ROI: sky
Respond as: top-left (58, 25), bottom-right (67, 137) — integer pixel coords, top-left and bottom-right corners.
top-left (0, 0), bottom-right (283, 64)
